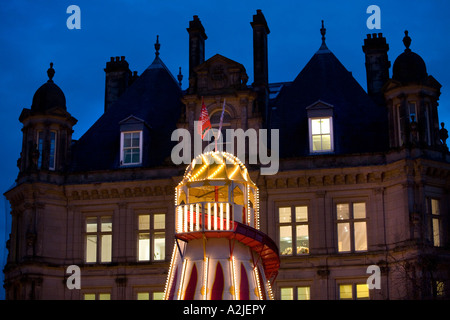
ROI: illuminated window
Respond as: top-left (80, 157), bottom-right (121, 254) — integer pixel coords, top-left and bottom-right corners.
top-left (435, 281), bottom-right (445, 298)
top-left (339, 283), bottom-right (369, 300)
top-left (336, 202), bottom-right (367, 253)
top-left (280, 287), bottom-right (293, 300)
top-left (84, 293), bottom-right (111, 300)
top-left (427, 198), bottom-right (442, 247)
top-left (137, 292), bottom-right (149, 300)
top-left (278, 206), bottom-right (309, 256)
top-left (85, 216), bottom-right (112, 263)
top-left (136, 291), bottom-right (164, 300)
top-left (280, 286), bottom-right (311, 300)
top-left (138, 213), bottom-right (166, 261)
top-left (153, 292), bottom-right (164, 300)
top-left (297, 286), bottom-right (311, 300)
top-left (120, 131), bottom-right (142, 166)
top-left (309, 117), bottom-right (333, 153)
top-left (339, 284), bottom-right (353, 300)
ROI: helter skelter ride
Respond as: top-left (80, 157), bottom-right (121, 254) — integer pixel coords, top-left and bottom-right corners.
top-left (164, 151), bottom-right (280, 300)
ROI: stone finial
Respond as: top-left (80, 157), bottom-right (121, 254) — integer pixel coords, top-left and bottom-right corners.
top-left (403, 30), bottom-right (411, 51)
top-left (47, 62), bottom-right (55, 81)
top-left (155, 35), bottom-right (160, 57)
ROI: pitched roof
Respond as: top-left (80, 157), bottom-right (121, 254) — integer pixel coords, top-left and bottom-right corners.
top-left (70, 55), bottom-right (182, 171)
top-left (271, 45), bottom-right (388, 158)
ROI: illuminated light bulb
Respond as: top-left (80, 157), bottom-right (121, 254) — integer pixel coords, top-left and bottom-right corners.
top-left (164, 241), bottom-right (179, 300)
top-left (178, 258), bottom-right (188, 300)
top-left (203, 257), bottom-right (209, 300)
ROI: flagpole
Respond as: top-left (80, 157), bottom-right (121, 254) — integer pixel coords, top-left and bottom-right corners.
top-left (215, 99), bottom-right (226, 152)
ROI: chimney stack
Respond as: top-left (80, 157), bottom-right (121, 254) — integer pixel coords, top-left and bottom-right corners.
top-left (250, 9), bottom-right (270, 121)
top-left (104, 56), bottom-right (133, 112)
top-left (187, 15), bottom-right (207, 93)
top-left (362, 33), bottom-right (390, 106)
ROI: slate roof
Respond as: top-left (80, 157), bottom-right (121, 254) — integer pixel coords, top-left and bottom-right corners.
top-left (270, 43), bottom-right (389, 158)
top-left (70, 55), bottom-right (182, 172)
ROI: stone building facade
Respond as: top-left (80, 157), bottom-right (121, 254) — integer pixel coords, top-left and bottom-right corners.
top-left (3, 10), bottom-right (450, 300)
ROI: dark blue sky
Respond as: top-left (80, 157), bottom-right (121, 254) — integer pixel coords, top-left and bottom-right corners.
top-left (0, 0), bottom-right (449, 299)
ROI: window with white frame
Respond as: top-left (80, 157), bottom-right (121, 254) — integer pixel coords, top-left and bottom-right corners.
top-left (120, 131), bottom-right (142, 165)
top-left (85, 216), bottom-right (112, 263)
top-left (138, 213), bottom-right (166, 261)
top-left (309, 117), bottom-right (333, 153)
top-left (336, 202), bottom-right (367, 252)
top-left (278, 206), bottom-right (309, 256)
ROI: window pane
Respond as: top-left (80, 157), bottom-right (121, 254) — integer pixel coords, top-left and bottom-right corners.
top-left (124, 133), bottom-right (132, 148)
top-left (431, 199), bottom-right (440, 215)
top-left (131, 150), bottom-right (140, 163)
top-left (86, 218), bottom-right (97, 233)
top-left (311, 119), bottom-right (322, 135)
top-left (337, 204), bottom-right (349, 220)
top-left (86, 235), bottom-right (97, 263)
top-left (154, 232), bottom-right (165, 260)
top-left (84, 293), bottom-right (96, 300)
top-left (337, 223), bottom-right (350, 252)
top-left (295, 206), bottom-right (308, 222)
top-left (356, 284), bottom-right (369, 300)
top-left (153, 292), bottom-right (164, 300)
top-left (321, 134), bottom-right (331, 150)
top-left (354, 222), bottom-right (367, 251)
top-left (154, 214), bottom-right (165, 229)
top-left (353, 203), bottom-right (366, 219)
top-left (339, 284), bottom-right (353, 300)
top-left (137, 292), bottom-right (149, 300)
top-left (124, 149), bottom-right (132, 164)
top-left (312, 135), bottom-right (322, 151)
top-left (321, 118), bottom-right (330, 134)
top-left (101, 234), bottom-right (112, 262)
top-left (37, 131), bottom-right (44, 169)
top-left (49, 131), bottom-right (56, 169)
top-left (296, 225), bottom-right (309, 254)
top-left (132, 132), bottom-right (140, 147)
top-left (138, 233), bottom-right (150, 261)
top-left (297, 287), bottom-right (310, 300)
top-left (101, 216), bottom-right (112, 232)
top-left (280, 288), bottom-right (293, 300)
top-left (433, 218), bottom-right (441, 247)
top-left (279, 207), bottom-right (291, 223)
top-left (139, 215), bottom-right (150, 230)
top-left (99, 293), bottom-right (111, 300)
top-left (279, 226), bottom-right (292, 255)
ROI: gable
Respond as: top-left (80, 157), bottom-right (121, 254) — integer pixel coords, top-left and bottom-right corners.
top-left (194, 54), bottom-right (249, 94)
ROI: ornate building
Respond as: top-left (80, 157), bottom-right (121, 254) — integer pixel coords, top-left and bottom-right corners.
top-left (3, 10), bottom-right (450, 300)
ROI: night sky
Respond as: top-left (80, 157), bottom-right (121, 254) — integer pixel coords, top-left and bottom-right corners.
top-left (0, 0), bottom-right (449, 299)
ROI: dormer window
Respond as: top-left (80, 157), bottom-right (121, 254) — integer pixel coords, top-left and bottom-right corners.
top-left (306, 100), bottom-right (334, 154)
top-left (121, 131), bottom-right (142, 165)
top-left (119, 115), bottom-right (150, 167)
top-left (310, 117), bottom-right (333, 152)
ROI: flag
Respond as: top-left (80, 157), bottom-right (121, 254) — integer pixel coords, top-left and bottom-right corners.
top-left (198, 97), bottom-right (211, 139)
